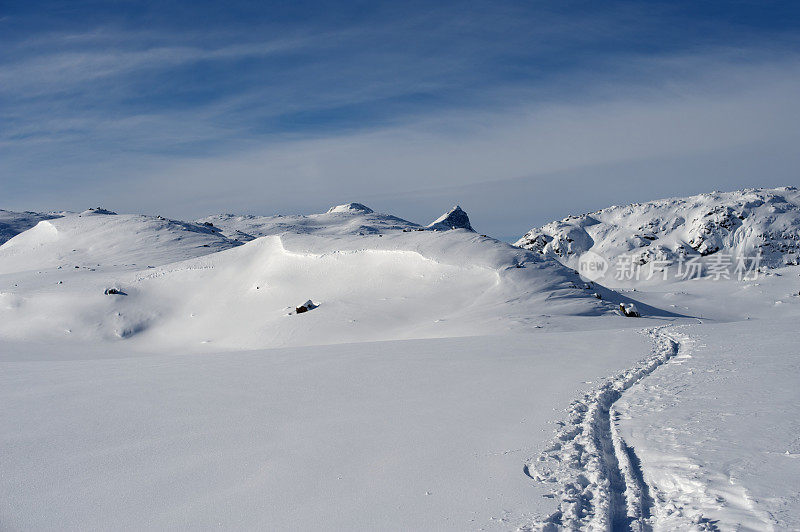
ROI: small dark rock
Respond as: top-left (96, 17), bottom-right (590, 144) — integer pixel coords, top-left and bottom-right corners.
top-left (295, 300), bottom-right (318, 314)
top-left (104, 288), bottom-right (126, 295)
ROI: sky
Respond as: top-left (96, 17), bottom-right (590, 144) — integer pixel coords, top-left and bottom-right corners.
top-left (2, 0), bottom-right (800, 240)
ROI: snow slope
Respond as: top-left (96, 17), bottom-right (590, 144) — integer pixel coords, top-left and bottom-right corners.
top-left (0, 210), bottom-right (240, 275)
top-left (0, 209), bottom-right (62, 245)
top-left (516, 187), bottom-right (800, 269)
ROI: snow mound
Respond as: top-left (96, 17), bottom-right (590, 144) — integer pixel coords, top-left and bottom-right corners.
top-left (427, 205), bottom-right (474, 231)
top-left (326, 202), bottom-right (374, 214)
top-left (0, 213), bottom-right (240, 274)
top-left (0, 209), bottom-right (63, 246)
top-left (516, 187), bottom-right (800, 269)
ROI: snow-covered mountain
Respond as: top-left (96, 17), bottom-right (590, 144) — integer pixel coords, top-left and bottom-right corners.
top-left (516, 187), bottom-right (800, 269)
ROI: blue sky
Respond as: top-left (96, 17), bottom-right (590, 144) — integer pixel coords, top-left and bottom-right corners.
top-left (2, 0), bottom-right (800, 239)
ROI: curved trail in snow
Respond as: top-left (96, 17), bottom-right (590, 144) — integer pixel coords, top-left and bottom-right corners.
top-left (524, 326), bottom-right (684, 531)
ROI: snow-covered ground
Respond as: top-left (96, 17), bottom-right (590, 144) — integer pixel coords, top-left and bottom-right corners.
top-left (1, 196), bottom-right (798, 530)
top-left (0, 331), bottom-right (655, 530)
top-left (617, 318), bottom-right (800, 530)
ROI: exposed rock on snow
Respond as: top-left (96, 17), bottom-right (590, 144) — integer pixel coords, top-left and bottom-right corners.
top-left (197, 204), bottom-right (418, 241)
top-left (80, 207), bottom-right (117, 215)
top-left (295, 300), bottom-right (318, 314)
top-left (619, 302), bottom-right (640, 317)
top-left (516, 187), bottom-right (800, 269)
top-left (426, 205), bottom-right (474, 231)
top-left (104, 287), bottom-right (126, 296)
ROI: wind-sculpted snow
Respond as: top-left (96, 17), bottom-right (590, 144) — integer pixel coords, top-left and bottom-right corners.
top-left (516, 187), bottom-right (800, 269)
top-left (0, 202), bottom-right (645, 348)
top-left (49, 231), bottom-right (615, 348)
top-left (0, 209), bottom-right (63, 246)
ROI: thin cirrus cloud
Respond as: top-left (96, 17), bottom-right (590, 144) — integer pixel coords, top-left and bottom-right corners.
top-left (0, 34), bottom-right (327, 96)
top-left (1, 1), bottom-right (800, 238)
top-left (118, 53), bottom-right (800, 225)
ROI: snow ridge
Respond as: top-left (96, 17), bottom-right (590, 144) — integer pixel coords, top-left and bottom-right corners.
top-left (525, 326), bottom-right (682, 531)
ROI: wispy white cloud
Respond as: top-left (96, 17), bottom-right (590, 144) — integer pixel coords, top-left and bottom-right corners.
top-left (0, 38), bottom-right (318, 95)
top-left (4, 49), bottom-right (796, 239)
top-left (130, 54), bottom-right (800, 194)
top-left (2, 4), bottom-right (800, 237)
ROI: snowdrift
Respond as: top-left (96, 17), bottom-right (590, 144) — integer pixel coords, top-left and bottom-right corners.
top-left (0, 209), bottom-right (63, 246)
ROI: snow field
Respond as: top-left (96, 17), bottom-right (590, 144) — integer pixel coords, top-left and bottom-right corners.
top-left (616, 319), bottom-right (800, 530)
top-left (0, 330), bottom-right (653, 530)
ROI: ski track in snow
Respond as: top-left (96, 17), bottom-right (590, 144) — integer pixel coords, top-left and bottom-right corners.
top-left (524, 326), bottom-right (683, 531)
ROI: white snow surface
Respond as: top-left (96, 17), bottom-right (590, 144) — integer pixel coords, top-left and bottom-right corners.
top-left (0, 209), bottom-right (63, 245)
top-left (0, 331), bottom-right (652, 530)
top-left (516, 186), bottom-right (800, 269)
top-left (0, 211), bottom-right (238, 275)
top-left (1, 196), bottom-right (799, 530)
top-left (616, 318), bottom-right (800, 531)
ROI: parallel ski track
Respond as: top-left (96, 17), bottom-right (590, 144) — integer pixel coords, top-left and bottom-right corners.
top-left (523, 326), bottom-right (683, 531)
